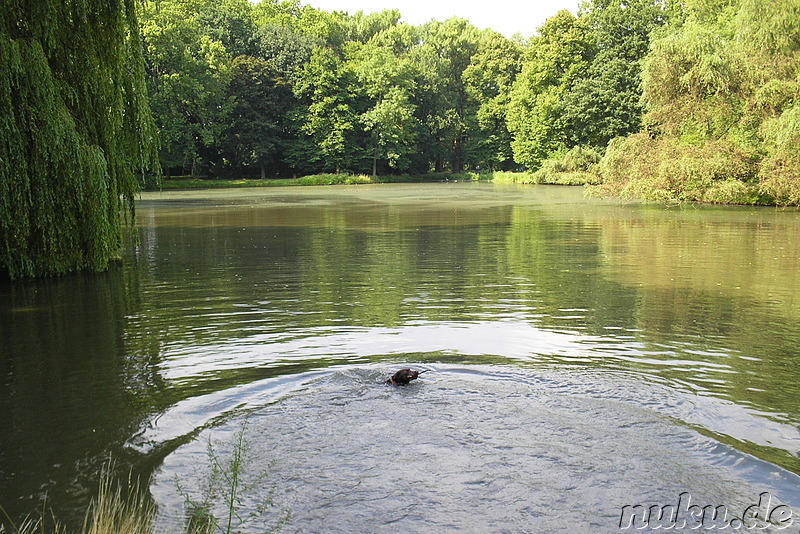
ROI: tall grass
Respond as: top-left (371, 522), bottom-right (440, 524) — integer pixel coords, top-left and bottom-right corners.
top-left (488, 147), bottom-right (601, 186)
top-left (154, 169), bottom-right (605, 190)
top-left (82, 471), bottom-right (154, 534)
top-left (175, 421), bottom-right (288, 534)
top-left (1, 501), bottom-right (64, 534)
top-left (0, 466), bottom-right (154, 534)
top-left (2, 422), bottom-right (287, 534)
top-left (153, 172), bottom-right (452, 190)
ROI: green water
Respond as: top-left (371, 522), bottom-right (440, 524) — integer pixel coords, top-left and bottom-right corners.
top-left (1, 183), bottom-right (798, 530)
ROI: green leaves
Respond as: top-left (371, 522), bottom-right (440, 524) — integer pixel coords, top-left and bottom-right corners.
top-left (507, 1), bottom-right (666, 169)
top-left (353, 41), bottom-right (419, 173)
top-left (463, 32), bottom-right (522, 169)
top-left (291, 45), bottom-right (365, 173)
top-left (1, 0), bottom-right (158, 279)
top-left (140, 0), bottom-right (233, 174)
top-left (218, 55), bottom-right (295, 177)
top-left (412, 19), bottom-right (484, 172)
top-left (507, 11), bottom-right (592, 168)
top-left (596, 0), bottom-right (800, 205)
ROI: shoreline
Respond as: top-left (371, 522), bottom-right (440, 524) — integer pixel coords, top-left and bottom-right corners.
top-left (144, 173), bottom-right (799, 208)
top-left (145, 171), bottom-right (541, 191)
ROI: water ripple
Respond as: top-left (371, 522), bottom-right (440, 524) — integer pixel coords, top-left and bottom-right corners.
top-left (148, 364), bottom-right (800, 533)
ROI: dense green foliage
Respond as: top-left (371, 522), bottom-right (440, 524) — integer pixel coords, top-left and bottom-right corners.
top-left (4, 0), bottom-right (796, 280)
top-left (140, 0), bottom-right (800, 204)
top-left (593, 0), bottom-right (800, 205)
top-left (507, 0), bottom-right (667, 169)
top-left (507, 11), bottom-right (595, 169)
top-left (139, 0), bottom-right (667, 179)
top-left (1, 0), bottom-right (158, 279)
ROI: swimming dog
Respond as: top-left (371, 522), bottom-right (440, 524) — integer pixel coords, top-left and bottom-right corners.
top-left (386, 368), bottom-right (428, 385)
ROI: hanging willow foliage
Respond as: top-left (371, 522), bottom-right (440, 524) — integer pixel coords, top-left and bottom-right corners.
top-left (0, 0), bottom-right (158, 279)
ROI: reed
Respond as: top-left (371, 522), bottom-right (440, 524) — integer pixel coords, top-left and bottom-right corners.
top-left (0, 504), bottom-right (64, 534)
top-left (2, 422), bottom-right (288, 534)
top-left (82, 469), bottom-right (155, 534)
top-left (0, 467), bottom-right (154, 534)
top-left (176, 421), bottom-right (289, 534)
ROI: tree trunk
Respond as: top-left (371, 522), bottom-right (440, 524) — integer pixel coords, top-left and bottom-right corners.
top-left (452, 136), bottom-right (464, 172)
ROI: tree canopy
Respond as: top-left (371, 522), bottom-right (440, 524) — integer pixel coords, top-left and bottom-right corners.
top-left (594, 0), bottom-right (800, 205)
top-left (1, 0), bottom-right (158, 279)
top-left (4, 0), bottom-right (799, 281)
top-left (136, 0), bottom-right (674, 179)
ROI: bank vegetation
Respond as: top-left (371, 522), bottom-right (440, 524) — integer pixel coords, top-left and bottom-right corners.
top-left (3, 0), bottom-right (799, 278)
top-left (135, 0), bottom-right (800, 205)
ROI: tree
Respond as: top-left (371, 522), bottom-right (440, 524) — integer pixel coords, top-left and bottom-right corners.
top-left (412, 18), bottom-right (483, 171)
top-left (348, 10), bottom-right (403, 43)
top-left (354, 39), bottom-right (419, 175)
top-left (218, 55), bottom-right (295, 178)
top-left (140, 0), bottom-right (234, 176)
top-left (290, 45), bottom-right (368, 173)
top-left (252, 0), bottom-right (306, 30)
top-left (255, 22), bottom-right (317, 85)
top-left (1, 0), bottom-right (158, 279)
top-left (562, 0), bottom-right (668, 148)
top-left (595, 0), bottom-right (800, 205)
top-left (463, 31), bottom-right (523, 170)
top-left (196, 0), bottom-right (259, 57)
top-left (507, 11), bottom-right (594, 168)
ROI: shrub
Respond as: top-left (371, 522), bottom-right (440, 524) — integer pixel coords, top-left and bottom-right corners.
top-left (532, 146), bottom-right (602, 185)
top-left (595, 134), bottom-right (760, 203)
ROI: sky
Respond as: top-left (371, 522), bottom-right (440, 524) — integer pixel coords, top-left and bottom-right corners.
top-left (302, 0), bottom-right (580, 38)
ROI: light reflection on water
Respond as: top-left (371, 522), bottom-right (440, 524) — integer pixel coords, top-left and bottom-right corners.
top-left (2, 183), bottom-right (800, 530)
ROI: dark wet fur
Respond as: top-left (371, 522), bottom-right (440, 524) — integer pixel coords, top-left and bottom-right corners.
top-left (386, 368), bottom-right (428, 386)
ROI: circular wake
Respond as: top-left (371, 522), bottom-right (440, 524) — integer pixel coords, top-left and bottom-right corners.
top-left (149, 365), bottom-right (800, 533)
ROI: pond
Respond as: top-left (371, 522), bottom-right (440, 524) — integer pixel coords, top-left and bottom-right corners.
top-left (1, 183), bottom-right (799, 532)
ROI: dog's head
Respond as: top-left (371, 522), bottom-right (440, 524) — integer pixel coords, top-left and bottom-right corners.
top-left (391, 369), bottom-right (420, 385)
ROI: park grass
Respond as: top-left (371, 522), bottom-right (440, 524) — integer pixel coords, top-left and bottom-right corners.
top-left (146, 171), bottom-right (562, 191)
top-left (150, 172), bottom-right (454, 190)
top-left (147, 168), bottom-right (599, 192)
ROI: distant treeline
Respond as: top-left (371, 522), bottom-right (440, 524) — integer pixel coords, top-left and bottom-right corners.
top-left (3, 0), bottom-right (798, 278)
top-left (140, 0), bottom-right (663, 179)
top-left (142, 0), bottom-right (800, 205)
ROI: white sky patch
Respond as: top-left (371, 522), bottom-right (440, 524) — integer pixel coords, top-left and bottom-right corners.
top-left (300, 0), bottom-right (580, 38)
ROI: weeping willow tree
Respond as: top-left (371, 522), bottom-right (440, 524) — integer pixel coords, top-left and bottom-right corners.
top-left (0, 0), bottom-right (158, 279)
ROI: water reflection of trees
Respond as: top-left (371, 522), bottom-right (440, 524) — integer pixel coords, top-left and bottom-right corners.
top-left (591, 210), bottom-right (800, 437)
top-left (127, 200), bottom-right (800, 434)
top-left (3, 191), bottom-right (799, 525)
top-left (0, 267), bottom-right (164, 528)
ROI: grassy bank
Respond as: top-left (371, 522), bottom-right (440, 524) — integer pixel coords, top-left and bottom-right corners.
top-left (146, 170), bottom-right (593, 191)
top-left (1, 423), bottom-right (282, 534)
top-left (489, 170), bottom-right (594, 186)
top-left (489, 147), bottom-right (602, 186)
top-left (149, 172), bottom-right (468, 190)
